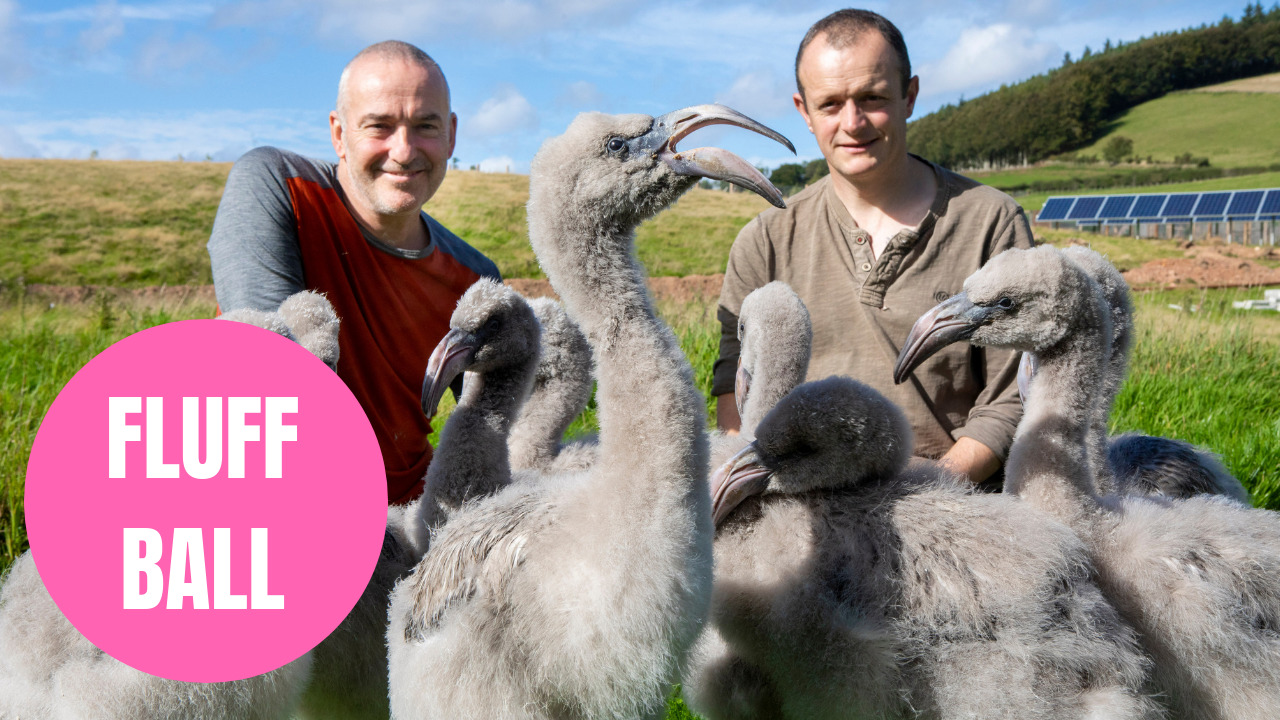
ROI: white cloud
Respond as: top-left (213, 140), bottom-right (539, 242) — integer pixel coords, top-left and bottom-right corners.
top-left (0, 109), bottom-right (331, 161)
top-left (477, 155), bottom-right (519, 173)
top-left (79, 1), bottom-right (126, 55)
top-left (467, 85), bottom-right (538, 139)
top-left (917, 23), bottom-right (1057, 99)
top-left (0, 124), bottom-right (40, 158)
top-left (715, 69), bottom-right (794, 121)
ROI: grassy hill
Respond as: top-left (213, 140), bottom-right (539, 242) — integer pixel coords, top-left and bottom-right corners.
top-left (1070, 83), bottom-right (1280, 168)
top-left (0, 159), bottom-right (773, 286)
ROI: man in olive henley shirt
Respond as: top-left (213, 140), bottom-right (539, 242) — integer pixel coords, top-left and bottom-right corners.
top-left (713, 9), bottom-right (1032, 484)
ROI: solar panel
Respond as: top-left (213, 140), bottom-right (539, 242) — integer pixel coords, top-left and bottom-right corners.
top-left (1031, 188), bottom-right (1280, 224)
top-left (1227, 190), bottom-right (1264, 217)
top-left (1068, 196), bottom-right (1104, 220)
top-left (1038, 197), bottom-right (1073, 221)
top-left (1161, 194), bottom-right (1197, 218)
top-left (1131, 195), bottom-right (1167, 217)
top-left (1098, 195), bottom-right (1135, 219)
top-left (1193, 192), bottom-right (1230, 217)
top-left (1261, 190), bottom-right (1280, 217)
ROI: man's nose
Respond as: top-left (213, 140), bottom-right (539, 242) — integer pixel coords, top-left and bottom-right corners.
top-left (387, 126), bottom-right (415, 164)
top-left (838, 100), bottom-right (867, 133)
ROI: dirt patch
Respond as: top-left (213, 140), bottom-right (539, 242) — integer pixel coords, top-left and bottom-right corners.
top-left (10, 253), bottom-right (1280, 313)
top-left (14, 283), bottom-right (218, 308)
top-left (1192, 72), bottom-right (1280, 94)
top-left (1121, 246), bottom-right (1280, 289)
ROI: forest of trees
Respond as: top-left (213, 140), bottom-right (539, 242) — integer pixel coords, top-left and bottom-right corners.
top-left (906, 3), bottom-right (1280, 169)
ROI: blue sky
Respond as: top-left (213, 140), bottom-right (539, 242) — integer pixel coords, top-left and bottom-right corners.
top-left (0, 0), bottom-right (1254, 172)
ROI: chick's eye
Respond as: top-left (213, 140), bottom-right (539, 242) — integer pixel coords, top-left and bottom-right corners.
top-left (606, 137), bottom-right (626, 154)
top-left (996, 296), bottom-right (1015, 310)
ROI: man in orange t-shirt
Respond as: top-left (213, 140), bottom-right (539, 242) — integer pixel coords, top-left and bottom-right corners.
top-left (208, 41), bottom-right (499, 504)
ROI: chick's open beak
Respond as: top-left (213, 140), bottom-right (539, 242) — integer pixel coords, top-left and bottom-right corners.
top-left (421, 328), bottom-right (478, 417)
top-left (893, 292), bottom-right (989, 385)
top-left (634, 104), bottom-right (794, 208)
top-left (710, 444), bottom-right (773, 526)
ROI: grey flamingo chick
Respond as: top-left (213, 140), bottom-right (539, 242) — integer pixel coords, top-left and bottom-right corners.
top-left (507, 297), bottom-right (598, 475)
top-left (410, 277), bottom-right (542, 552)
top-left (0, 294), bottom-right (353, 720)
top-left (687, 376), bottom-right (1160, 720)
top-left (1063, 246), bottom-right (1249, 504)
top-left (387, 104), bottom-right (794, 720)
top-left (897, 244), bottom-right (1280, 719)
top-left (1016, 250), bottom-right (1247, 504)
top-left (732, 281), bottom-right (812, 439)
top-left (233, 290), bottom-right (417, 720)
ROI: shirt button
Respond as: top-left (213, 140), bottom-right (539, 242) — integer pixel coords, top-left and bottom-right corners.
top-left (854, 236), bottom-right (866, 245)
top-left (861, 262), bottom-right (872, 272)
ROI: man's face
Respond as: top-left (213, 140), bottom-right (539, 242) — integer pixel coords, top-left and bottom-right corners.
top-left (793, 32), bottom-right (917, 183)
top-left (329, 57), bottom-right (456, 222)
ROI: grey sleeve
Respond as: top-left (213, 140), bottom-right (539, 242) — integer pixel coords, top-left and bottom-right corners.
top-left (208, 147), bottom-right (307, 312)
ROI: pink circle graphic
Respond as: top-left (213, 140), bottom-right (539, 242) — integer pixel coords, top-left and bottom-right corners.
top-left (25, 319), bottom-right (387, 683)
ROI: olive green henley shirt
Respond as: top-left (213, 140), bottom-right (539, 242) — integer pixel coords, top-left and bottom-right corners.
top-left (714, 159), bottom-right (1034, 462)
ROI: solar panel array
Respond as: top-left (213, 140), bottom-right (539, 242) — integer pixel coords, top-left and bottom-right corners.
top-left (1036, 188), bottom-right (1280, 223)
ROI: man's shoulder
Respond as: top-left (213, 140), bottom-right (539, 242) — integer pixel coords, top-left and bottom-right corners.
top-left (746, 174), bottom-right (830, 233)
top-left (424, 214), bottom-right (502, 280)
top-left (231, 146), bottom-right (336, 186)
top-left (935, 164), bottom-right (1023, 215)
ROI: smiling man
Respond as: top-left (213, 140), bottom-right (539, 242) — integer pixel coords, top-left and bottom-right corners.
top-left (713, 9), bottom-right (1033, 486)
top-left (209, 41), bottom-right (500, 505)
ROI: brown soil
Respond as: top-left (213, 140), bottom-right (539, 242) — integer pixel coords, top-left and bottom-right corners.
top-left (1192, 71), bottom-right (1280, 94)
top-left (11, 251), bottom-right (1280, 311)
top-left (1121, 245), bottom-right (1280, 289)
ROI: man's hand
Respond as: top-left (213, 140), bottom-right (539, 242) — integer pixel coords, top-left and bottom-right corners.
top-left (716, 393), bottom-right (742, 434)
top-left (938, 437), bottom-right (1001, 484)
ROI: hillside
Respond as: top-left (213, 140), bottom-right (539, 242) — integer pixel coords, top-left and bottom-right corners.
top-left (1068, 82), bottom-right (1280, 167)
top-left (0, 159), bottom-right (773, 286)
top-left (907, 5), bottom-right (1280, 168)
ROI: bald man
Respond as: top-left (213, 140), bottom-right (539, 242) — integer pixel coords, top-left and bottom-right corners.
top-left (209, 41), bottom-right (500, 505)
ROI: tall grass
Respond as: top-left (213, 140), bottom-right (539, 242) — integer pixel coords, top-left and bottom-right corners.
top-left (0, 289), bottom-right (216, 570)
top-left (1114, 287), bottom-right (1280, 506)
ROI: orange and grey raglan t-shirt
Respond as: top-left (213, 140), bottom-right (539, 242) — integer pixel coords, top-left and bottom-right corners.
top-left (208, 147), bottom-right (500, 505)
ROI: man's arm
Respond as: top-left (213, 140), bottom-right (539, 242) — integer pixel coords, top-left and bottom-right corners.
top-left (938, 437), bottom-right (1001, 484)
top-left (208, 147), bottom-right (308, 313)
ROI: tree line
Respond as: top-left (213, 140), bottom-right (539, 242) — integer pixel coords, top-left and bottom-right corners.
top-left (906, 3), bottom-right (1280, 169)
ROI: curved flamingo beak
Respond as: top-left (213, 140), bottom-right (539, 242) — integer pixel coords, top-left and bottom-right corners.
top-left (710, 444), bottom-right (772, 526)
top-left (421, 328), bottom-right (477, 417)
top-left (631, 104), bottom-right (794, 208)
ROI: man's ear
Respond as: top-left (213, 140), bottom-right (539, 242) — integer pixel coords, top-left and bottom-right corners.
top-left (904, 76), bottom-right (919, 119)
top-left (329, 111), bottom-right (346, 161)
top-left (447, 112), bottom-right (458, 159)
top-left (793, 92), bottom-right (813, 134)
